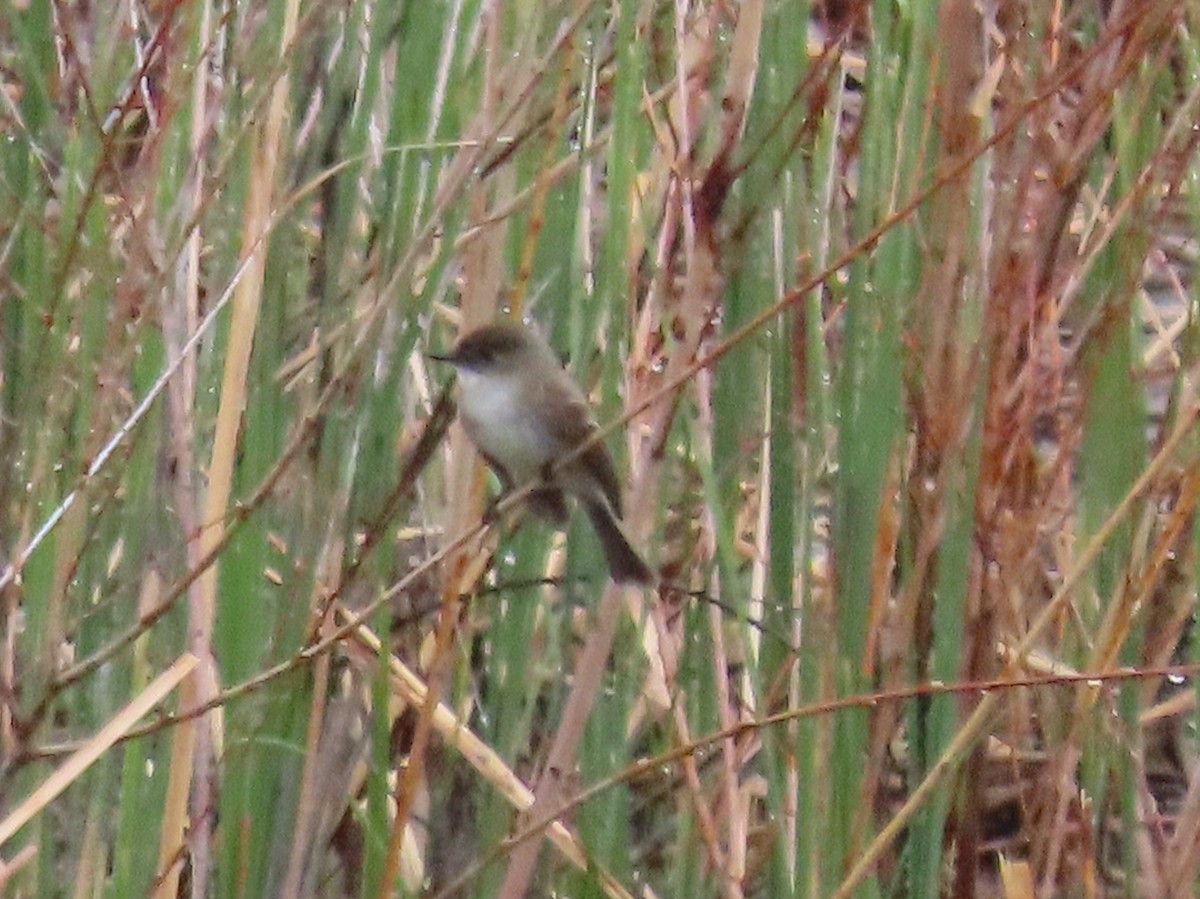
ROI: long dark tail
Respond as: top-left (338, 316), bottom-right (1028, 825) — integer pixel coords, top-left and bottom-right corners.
top-left (582, 500), bottom-right (653, 585)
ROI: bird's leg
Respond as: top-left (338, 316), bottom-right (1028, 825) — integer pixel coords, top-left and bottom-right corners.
top-left (481, 493), bottom-right (503, 524)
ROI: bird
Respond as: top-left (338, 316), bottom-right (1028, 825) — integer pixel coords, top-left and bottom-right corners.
top-left (431, 320), bottom-right (653, 585)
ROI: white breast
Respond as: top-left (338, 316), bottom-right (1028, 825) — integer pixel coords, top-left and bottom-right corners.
top-left (457, 370), bottom-right (554, 482)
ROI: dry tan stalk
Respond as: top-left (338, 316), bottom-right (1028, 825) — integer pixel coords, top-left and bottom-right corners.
top-left (155, 0), bottom-right (303, 892)
top-left (0, 845), bottom-right (37, 887)
top-left (498, 584), bottom-right (630, 898)
top-left (70, 800), bottom-right (103, 899)
top-left (280, 593), bottom-right (338, 897)
top-left (1164, 748), bottom-right (1200, 891)
top-left (339, 607), bottom-right (637, 899)
top-left (0, 653), bottom-right (197, 848)
top-left (380, 0), bottom-right (523, 887)
top-left (835, 398), bottom-right (1200, 898)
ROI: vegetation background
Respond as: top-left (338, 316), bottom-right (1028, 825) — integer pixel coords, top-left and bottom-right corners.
top-left (0, 0), bottom-right (1198, 896)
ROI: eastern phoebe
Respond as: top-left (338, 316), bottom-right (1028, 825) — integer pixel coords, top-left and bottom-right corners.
top-left (431, 321), bottom-right (653, 585)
